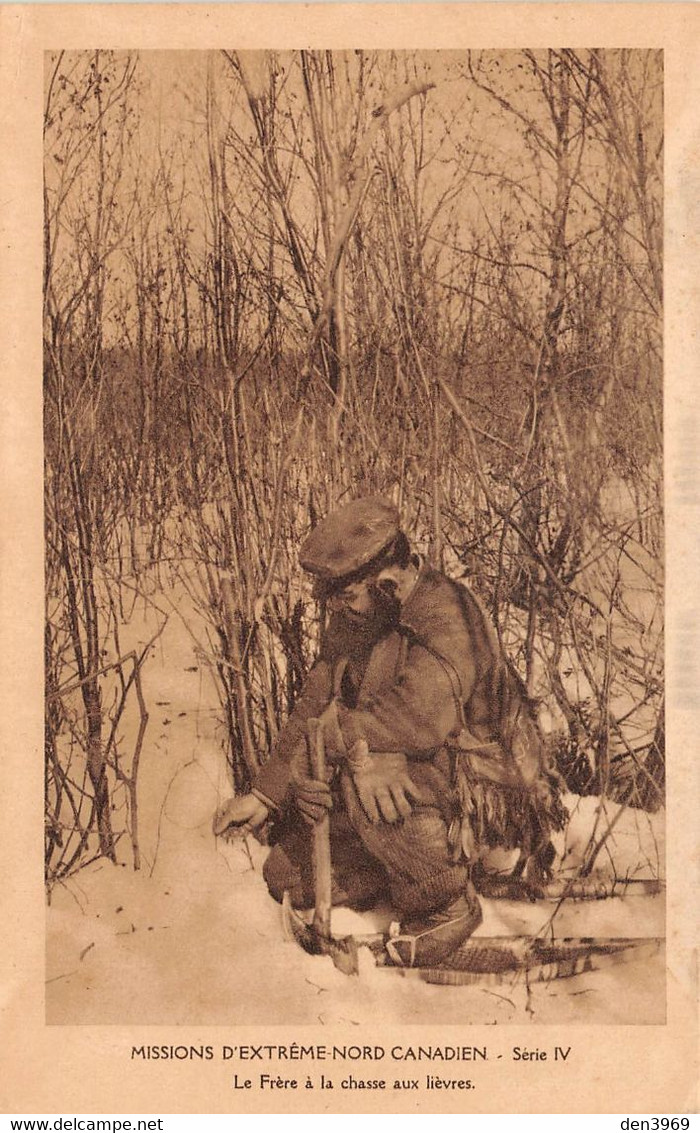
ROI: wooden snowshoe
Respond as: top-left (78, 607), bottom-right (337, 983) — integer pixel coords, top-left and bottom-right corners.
top-left (370, 933), bottom-right (663, 986)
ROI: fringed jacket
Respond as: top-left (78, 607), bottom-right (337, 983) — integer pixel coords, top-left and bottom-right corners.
top-left (252, 565), bottom-right (561, 844)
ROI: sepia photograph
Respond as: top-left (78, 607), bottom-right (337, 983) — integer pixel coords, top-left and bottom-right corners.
top-left (3, 0), bottom-right (700, 1117)
top-left (42, 44), bottom-right (667, 1028)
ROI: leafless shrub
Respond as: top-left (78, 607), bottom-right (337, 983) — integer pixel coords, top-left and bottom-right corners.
top-left (44, 49), bottom-right (664, 886)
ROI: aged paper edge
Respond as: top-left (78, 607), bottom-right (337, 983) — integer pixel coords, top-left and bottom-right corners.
top-left (0, 2), bottom-right (697, 1116)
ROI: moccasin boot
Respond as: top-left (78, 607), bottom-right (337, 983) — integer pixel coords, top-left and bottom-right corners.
top-left (385, 885), bottom-right (482, 968)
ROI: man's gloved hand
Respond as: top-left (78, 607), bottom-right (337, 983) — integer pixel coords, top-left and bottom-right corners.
top-left (343, 739), bottom-right (425, 824)
top-left (213, 793), bottom-right (269, 839)
top-left (290, 738), bottom-right (333, 825)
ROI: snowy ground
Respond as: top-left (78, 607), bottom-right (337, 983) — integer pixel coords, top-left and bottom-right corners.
top-left (46, 579), bottom-right (665, 1027)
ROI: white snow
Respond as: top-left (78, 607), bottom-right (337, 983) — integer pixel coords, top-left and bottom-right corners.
top-left (46, 577), bottom-right (665, 1027)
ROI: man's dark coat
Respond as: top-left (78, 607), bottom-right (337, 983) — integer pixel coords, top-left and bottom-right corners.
top-left (253, 564), bottom-right (564, 868)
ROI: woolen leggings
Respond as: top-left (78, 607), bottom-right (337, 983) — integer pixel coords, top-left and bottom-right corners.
top-left (262, 762), bottom-right (473, 918)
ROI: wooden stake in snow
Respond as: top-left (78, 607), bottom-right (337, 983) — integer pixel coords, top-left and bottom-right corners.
top-left (308, 717), bottom-right (332, 941)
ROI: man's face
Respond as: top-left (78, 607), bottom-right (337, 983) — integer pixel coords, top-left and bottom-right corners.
top-left (328, 578), bottom-right (376, 619)
top-left (327, 572), bottom-right (403, 629)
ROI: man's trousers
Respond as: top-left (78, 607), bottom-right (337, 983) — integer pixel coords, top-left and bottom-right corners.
top-left (263, 758), bottom-right (473, 918)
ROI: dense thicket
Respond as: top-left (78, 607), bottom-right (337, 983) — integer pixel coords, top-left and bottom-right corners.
top-left (44, 49), bottom-right (663, 887)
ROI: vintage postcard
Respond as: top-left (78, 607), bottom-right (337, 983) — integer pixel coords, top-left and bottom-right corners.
top-left (0, 2), bottom-right (697, 1116)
